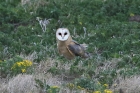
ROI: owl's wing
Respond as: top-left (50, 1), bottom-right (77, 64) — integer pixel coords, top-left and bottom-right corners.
top-left (72, 40), bottom-right (88, 50)
top-left (67, 41), bottom-right (90, 58)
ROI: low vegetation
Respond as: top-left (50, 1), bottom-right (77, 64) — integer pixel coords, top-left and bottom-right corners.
top-left (0, 0), bottom-right (140, 93)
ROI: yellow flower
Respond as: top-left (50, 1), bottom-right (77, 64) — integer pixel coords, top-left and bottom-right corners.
top-left (130, 13), bottom-right (135, 17)
top-left (67, 83), bottom-right (74, 88)
top-left (23, 60), bottom-right (33, 66)
top-left (17, 62), bottom-right (22, 67)
top-left (11, 60), bottom-right (33, 72)
top-left (104, 89), bottom-right (113, 93)
top-left (51, 86), bottom-right (59, 89)
top-left (77, 86), bottom-right (85, 90)
top-left (0, 60), bottom-right (2, 62)
top-left (93, 91), bottom-right (101, 93)
top-left (21, 69), bottom-right (26, 73)
top-left (104, 84), bottom-right (109, 88)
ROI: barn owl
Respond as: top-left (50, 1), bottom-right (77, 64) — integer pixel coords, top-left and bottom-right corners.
top-left (56, 28), bottom-right (90, 60)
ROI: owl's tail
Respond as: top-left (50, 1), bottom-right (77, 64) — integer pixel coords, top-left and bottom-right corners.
top-left (80, 43), bottom-right (88, 50)
top-left (82, 52), bottom-right (91, 58)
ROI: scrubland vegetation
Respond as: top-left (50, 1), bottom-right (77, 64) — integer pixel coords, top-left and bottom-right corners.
top-left (0, 0), bottom-right (140, 93)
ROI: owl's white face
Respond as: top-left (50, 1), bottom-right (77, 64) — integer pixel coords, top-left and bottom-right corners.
top-left (56, 28), bottom-right (70, 41)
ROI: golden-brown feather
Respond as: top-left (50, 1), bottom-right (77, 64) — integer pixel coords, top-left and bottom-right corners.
top-left (57, 36), bottom-right (75, 60)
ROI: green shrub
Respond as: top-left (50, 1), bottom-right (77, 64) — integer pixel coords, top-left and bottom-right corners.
top-left (35, 79), bottom-right (60, 93)
top-left (0, 56), bottom-right (33, 77)
top-left (67, 77), bottom-right (113, 93)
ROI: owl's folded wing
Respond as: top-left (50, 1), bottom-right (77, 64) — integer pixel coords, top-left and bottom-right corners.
top-left (72, 40), bottom-right (88, 50)
top-left (67, 41), bottom-right (90, 58)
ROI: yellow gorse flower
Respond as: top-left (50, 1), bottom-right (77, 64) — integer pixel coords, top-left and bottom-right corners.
top-left (12, 60), bottom-right (33, 68)
top-left (104, 89), bottom-right (113, 93)
top-left (23, 60), bottom-right (33, 66)
top-left (67, 83), bottom-right (74, 88)
top-left (69, 83), bottom-right (74, 87)
top-left (104, 84), bottom-right (109, 88)
top-left (50, 86), bottom-right (59, 89)
top-left (11, 60), bottom-right (33, 72)
top-left (17, 62), bottom-right (22, 67)
top-left (130, 13), bottom-right (135, 17)
top-left (77, 86), bottom-right (85, 90)
top-left (93, 91), bottom-right (101, 93)
top-left (21, 69), bottom-right (26, 73)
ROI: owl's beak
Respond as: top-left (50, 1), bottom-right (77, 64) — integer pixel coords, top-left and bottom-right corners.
top-left (62, 35), bottom-right (65, 39)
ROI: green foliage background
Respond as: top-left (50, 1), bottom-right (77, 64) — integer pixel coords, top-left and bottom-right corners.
top-left (0, 0), bottom-right (140, 91)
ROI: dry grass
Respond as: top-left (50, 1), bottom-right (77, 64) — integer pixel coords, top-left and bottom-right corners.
top-left (99, 59), bottom-right (140, 93)
top-left (111, 76), bottom-right (140, 93)
top-left (1, 54), bottom-right (140, 93)
top-left (0, 74), bottom-right (63, 93)
top-left (0, 73), bottom-right (66, 93)
top-left (0, 74), bottom-right (38, 93)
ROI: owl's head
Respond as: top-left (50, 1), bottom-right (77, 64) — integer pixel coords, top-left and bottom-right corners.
top-left (56, 28), bottom-right (70, 41)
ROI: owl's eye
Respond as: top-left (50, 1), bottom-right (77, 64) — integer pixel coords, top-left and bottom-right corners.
top-left (64, 32), bottom-right (67, 35)
top-left (58, 33), bottom-right (62, 35)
